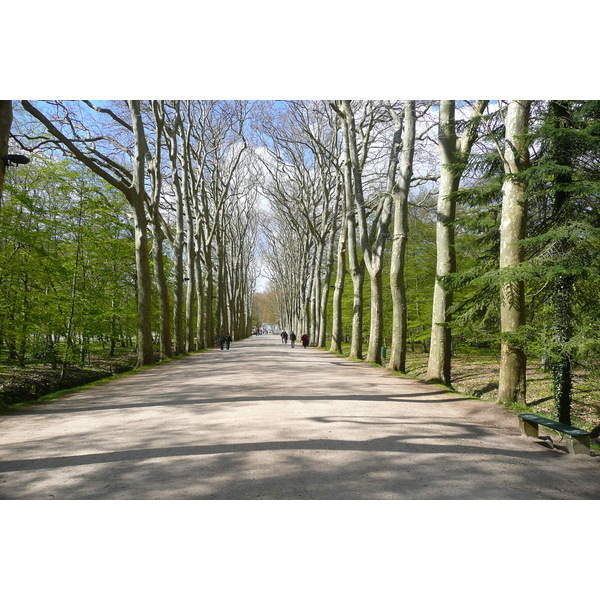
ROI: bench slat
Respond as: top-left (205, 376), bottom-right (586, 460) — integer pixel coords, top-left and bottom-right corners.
top-left (518, 414), bottom-right (589, 437)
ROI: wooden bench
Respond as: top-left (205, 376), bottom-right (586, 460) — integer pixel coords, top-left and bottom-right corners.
top-left (518, 413), bottom-right (590, 456)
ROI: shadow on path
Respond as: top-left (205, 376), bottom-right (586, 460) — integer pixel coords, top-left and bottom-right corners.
top-left (2, 335), bottom-right (598, 500)
top-left (0, 432), bottom-right (554, 474)
top-left (5, 390), bottom-right (467, 416)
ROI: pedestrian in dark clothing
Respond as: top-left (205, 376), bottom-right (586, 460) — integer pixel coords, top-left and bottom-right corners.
top-left (289, 332), bottom-right (297, 348)
top-left (282, 331), bottom-right (288, 344)
top-left (301, 333), bottom-right (309, 348)
top-left (218, 332), bottom-right (226, 350)
top-left (281, 331), bottom-right (287, 344)
top-left (226, 334), bottom-right (232, 350)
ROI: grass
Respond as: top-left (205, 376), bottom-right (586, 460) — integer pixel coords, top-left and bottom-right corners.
top-left (403, 351), bottom-right (600, 434)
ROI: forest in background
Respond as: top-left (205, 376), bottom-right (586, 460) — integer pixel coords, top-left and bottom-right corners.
top-left (0, 100), bottom-right (599, 440)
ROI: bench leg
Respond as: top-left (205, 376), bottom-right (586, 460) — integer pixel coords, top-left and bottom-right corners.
top-left (519, 419), bottom-right (538, 438)
top-left (566, 435), bottom-right (590, 456)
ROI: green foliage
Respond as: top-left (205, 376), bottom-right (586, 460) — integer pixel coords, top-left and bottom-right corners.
top-left (0, 157), bottom-right (137, 367)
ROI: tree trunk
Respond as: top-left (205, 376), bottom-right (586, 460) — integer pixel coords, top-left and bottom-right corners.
top-left (427, 101), bottom-right (458, 383)
top-left (216, 229), bottom-right (228, 335)
top-left (150, 212), bottom-right (173, 358)
top-left (149, 103), bottom-right (173, 359)
top-left (195, 222), bottom-right (206, 349)
top-left (167, 124), bottom-right (186, 355)
top-left (388, 101), bottom-right (416, 373)
top-left (547, 100), bottom-right (575, 425)
top-left (17, 274), bottom-right (30, 368)
top-left (340, 101), bottom-right (398, 364)
top-left (330, 218), bottom-right (347, 353)
top-left (311, 241), bottom-right (323, 343)
top-left (427, 100), bottom-right (488, 384)
top-left (61, 204), bottom-right (83, 378)
top-left (184, 199), bottom-right (196, 351)
top-left (338, 103), bottom-right (364, 359)
top-left (0, 100), bottom-right (12, 205)
top-left (130, 198), bottom-right (155, 366)
top-left (497, 100), bottom-right (531, 405)
top-left (128, 101), bottom-right (155, 367)
top-left (204, 248), bottom-right (215, 347)
top-left (365, 134), bottom-right (400, 364)
top-left (348, 244), bottom-right (364, 359)
top-left (340, 101), bottom-right (370, 360)
top-left (368, 269), bottom-right (384, 363)
top-left (552, 271), bottom-right (574, 424)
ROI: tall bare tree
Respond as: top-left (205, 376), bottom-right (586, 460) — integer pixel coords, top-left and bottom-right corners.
top-left (21, 100), bottom-right (155, 366)
top-left (160, 101), bottom-right (187, 354)
top-left (337, 100), bottom-right (402, 363)
top-left (147, 100), bottom-right (173, 359)
top-left (387, 101), bottom-right (416, 373)
top-left (336, 101), bottom-right (365, 358)
top-left (426, 100), bottom-right (489, 384)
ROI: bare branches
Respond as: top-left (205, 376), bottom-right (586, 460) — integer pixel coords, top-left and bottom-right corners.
top-left (20, 100), bottom-right (131, 196)
top-left (82, 100), bottom-right (133, 133)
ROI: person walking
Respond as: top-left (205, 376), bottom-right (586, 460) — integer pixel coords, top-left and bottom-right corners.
top-left (281, 330), bottom-right (287, 344)
top-left (301, 333), bottom-right (309, 348)
top-left (226, 334), bottom-right (232, 350)
top-left (282, 331), bottom-right (289, 344)
top-left (289, 331), bottom-right (296, 348)
top-left (218, 332), bottom-right (226, 350)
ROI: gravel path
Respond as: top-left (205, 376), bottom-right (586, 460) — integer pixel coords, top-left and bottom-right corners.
top-left (1, 335), bottom-right (598, 499)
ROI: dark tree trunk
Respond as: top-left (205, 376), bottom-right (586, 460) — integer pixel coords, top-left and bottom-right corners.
top-left (548, 101), bottom-right (575, 425)
top-left (0, 100), bottom-right (13, 205)
top-left (551, 274), bottom-right (574, 425)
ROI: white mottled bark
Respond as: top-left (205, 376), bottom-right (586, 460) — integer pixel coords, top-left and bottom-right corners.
top-left (498, 100), bottom-right (531, 404)
top-left (388, 101), bottom-right (416, 372)
top-left (427, 100), bottom-right (489, 384)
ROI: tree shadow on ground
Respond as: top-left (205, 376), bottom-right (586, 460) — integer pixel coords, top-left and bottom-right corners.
top-left (472, 382), bottom-right (499, 397)
top-left (2, 390), bottom-right (468, 417)
top-left (527, 396), bottom-right (553, 407)
top-left (1, 425), bottom-right (597, 500)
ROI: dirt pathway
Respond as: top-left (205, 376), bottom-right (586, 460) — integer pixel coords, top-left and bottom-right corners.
top-left (1, 335), bottom-right (598, 499)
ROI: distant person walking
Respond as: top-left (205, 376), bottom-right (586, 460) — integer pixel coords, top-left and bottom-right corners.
top-left (289, 332), bottom-right (296, 348)
top-left (218, 332), bottom-right (226, 350)
top-left (281, 331), bottom-right (288, 344)
top-left (226, 334), bottom-right (232, 350)
top-left (301, 333), bottom-right (309, 348)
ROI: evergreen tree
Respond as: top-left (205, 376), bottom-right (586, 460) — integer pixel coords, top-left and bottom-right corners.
top-left (449, 100), bottom-right (600, 422)
top-left (522, 100), bottom-right (600, 424)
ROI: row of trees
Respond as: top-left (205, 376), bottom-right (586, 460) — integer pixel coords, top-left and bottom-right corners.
top-left (2, 99), bottom-right (598, 425)
top-left (1, 101), bottom-right (261, 369)
top-left (260, 100), bottom-right (600, 426)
